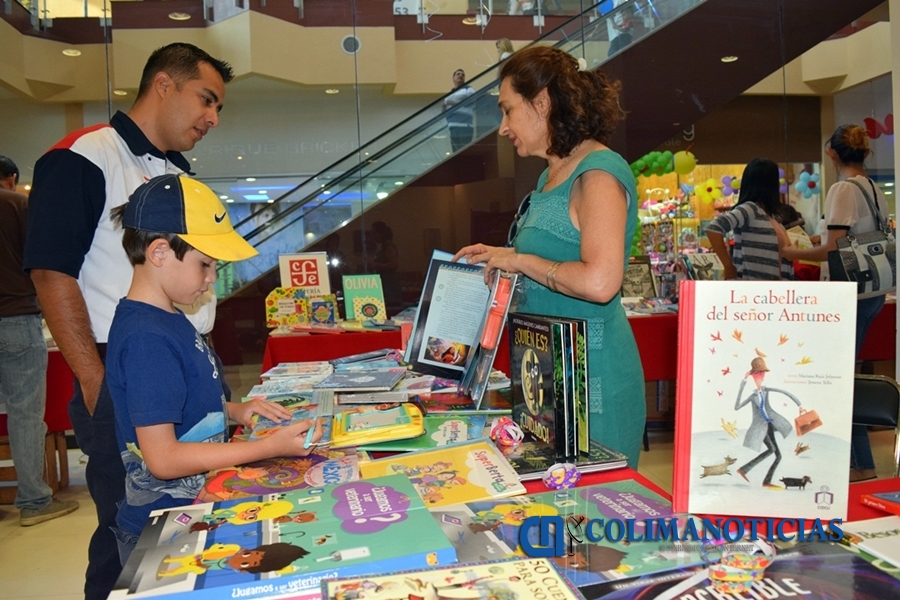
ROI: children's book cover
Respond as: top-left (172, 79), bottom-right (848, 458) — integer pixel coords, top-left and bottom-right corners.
top-left (358, 413), bottom-right (487, 452)
top-left (673, 280), bottom-right (857, 519)
top-left (404, 250), bottom-right (491, 380)
top-left (265, 287), bottom-right (310, 329)
top-left (196, 448), bottom-right (359, 503)
top-left (109, 475), bottom-right (456, 600)
top-left (497, 439), bottom-right (627, 481)
top-left (342, 274), bottom-right (386, 320)
top-left (508, 313), bottom-right (557, 451)
top-left (428, 480), bottom-right (704, 588)
top-left (248, 399), bottom-right (332, 444)
top-left (837, 515), bottom-right (900, 568)
top-left (246, 378), bottom-right (328, 400)
top-left (578, 542), bottom-right (900, 599)
top-left (314, 370), bottom-right (406, 392)
top-left (321, 557), bottom-right (585, 600)
top-left (861, 490), bottom-right (900, 517)
top-left (359, 439), bottom-right (525, 507)
top-left (261, 362), bottom-right (333, 380)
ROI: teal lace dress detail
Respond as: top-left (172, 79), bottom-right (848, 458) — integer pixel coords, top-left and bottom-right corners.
top-left (512, 150), bottom-right (645, 468)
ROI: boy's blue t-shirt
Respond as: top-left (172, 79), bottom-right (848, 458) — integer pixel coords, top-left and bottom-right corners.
top-left (107, 298), bottom-right (229, 536)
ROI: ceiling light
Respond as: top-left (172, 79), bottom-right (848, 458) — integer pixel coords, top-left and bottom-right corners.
top-left (168, 12), bottom-right (191, 21)
top-left (720, 56), bottom-right (738, 63)
top-left (885, 182), bottom-right (894, 187)
top-left (885, 191), bottom-right (893, 195)
top-left (237, 156), bottom-right (243, 160)
top-left (24, 184), bottom-right (31, 191)
top-left (113, 90), bottom-right (127, 96)
top-left (322, 190), bottom-right (331, 195)
top-left (225, 198), bottom-right (234, 203)
top-left (394, 181), bottom-right (403, 186)
top-left (376, 192), bottom-right (389, 200)
top-left (191, 157), bottom-right (197, 161)
top-left (325, 89), bottom-right (339, 94)
top-left (258, 190), bottom-right (267, 194)
top-left (267, 199), bottom-right (275, 203)
top-left (62, 49), bottom-right (81, 57)
top-left (219, 195), bottom-right (228, 199)
top-left (246, 177), bottom-right (256, 182)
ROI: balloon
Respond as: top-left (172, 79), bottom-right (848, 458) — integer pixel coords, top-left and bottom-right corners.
top-left (696, 178), bottom-right (722, 204)
top-left (793, 171), bottom-right (821, 198)
top-left (635, 159), bottom-right (646, 172)
top-left (673, 151), bottom-right (697, 175)
top-left (778, 167), bottom-right (788, 194)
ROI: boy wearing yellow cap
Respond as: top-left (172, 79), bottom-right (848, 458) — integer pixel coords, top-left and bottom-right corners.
top-left (105, 174), bottom-right (322, 565)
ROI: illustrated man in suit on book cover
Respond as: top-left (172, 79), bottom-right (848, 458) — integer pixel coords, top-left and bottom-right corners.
top-left (734, 357), bottom-right (802, 489)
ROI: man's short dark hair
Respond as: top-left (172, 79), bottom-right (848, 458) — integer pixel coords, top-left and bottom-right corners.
top-left (137, 43), bottom-right (234, 99)
top-left (110, 204), bottom-right (193, 265)
top-left (0, 155), bottom-right (19, 184)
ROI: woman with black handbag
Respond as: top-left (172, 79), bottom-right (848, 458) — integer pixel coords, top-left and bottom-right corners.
top-left (783, 123), bottom-right (891, 482)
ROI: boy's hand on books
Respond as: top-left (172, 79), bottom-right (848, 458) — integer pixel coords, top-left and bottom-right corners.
top-left (228, 398), bottom-right (293, 428)
top-left (267, 418), bottom-right (323, 456)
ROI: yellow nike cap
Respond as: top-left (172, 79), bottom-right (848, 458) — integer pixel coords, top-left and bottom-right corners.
top-left (124, 174), bottom-right (258, 262)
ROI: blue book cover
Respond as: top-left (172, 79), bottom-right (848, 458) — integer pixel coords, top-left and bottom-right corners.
top-left (108, 475), bottom-right (456, 600)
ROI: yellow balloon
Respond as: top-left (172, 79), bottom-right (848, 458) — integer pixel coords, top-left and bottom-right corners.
top-left (673, 151), bottom-right (697, 175)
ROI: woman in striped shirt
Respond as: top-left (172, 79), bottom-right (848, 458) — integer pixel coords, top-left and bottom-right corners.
top-left (704, 158), bottom-right (792, 280)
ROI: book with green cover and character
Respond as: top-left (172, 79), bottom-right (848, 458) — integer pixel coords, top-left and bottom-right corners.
top-left (358, 413), bottom-right (488, 452)
top-left (509, 313), bottom-right (557, 451)
top-left (428, 479), bottom-right (704, 588)
top-left (108, 475), bottom-right (456, 600)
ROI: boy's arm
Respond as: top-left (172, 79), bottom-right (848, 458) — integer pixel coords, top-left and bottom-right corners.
top-left (135, 418), bottom-right (323, 481)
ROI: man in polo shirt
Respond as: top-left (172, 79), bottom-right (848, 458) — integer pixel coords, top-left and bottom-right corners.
top-left (24, 43), bottom-right (233, 600)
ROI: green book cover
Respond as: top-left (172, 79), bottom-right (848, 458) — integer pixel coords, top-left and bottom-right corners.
top-left (342, 274), bottom-right (386, 319)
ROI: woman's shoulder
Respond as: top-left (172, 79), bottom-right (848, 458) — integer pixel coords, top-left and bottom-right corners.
top-left (575, 149), bottom-right (634, 185)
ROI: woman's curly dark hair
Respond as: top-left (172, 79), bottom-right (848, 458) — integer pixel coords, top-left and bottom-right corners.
top-left (499, 46), bottom-right (625, 157)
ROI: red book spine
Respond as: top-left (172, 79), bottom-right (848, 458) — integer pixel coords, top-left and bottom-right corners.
top-left (672, 279), bottom-right (696, 513)
top-left (860, 494), bottom-right (900, 516)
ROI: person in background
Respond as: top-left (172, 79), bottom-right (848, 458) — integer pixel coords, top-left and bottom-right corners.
top-left (606, 0), bottom-right (634, 57)
top-left (0, 155), bottom-right (80, 526)
top-left (106, 174), bottom-right (321, 565)
top-left (453, 46), bottom-right (645, 468)
top-left (705, 158), bottom-right (793, 281)
top-left (23, 43), bottom-right (234, 600)
top-left (782, 124), bottom-right (890, 483)
top-left (496, 38), bottom-right (515, 61)
top-left (443, 69), bottom-right (475, 153)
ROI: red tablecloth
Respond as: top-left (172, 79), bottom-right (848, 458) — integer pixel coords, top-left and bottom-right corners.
top-left (522, 466), bottom-right (668, 498)
top-left (262, 331), bottom-right (403, 373)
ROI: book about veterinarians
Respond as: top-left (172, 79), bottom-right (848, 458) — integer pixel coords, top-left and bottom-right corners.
top-left (673, 280), bottom-right (856, 519)
top-left (108, 474), bottom-right (455, 600)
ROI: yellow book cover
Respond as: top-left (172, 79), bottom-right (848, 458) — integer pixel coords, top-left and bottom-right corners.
top-left (359, 439), bottom-right (526, 507)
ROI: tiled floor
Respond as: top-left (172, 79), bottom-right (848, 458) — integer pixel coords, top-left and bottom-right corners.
top-left (1, 364), bottom-right (897, 599)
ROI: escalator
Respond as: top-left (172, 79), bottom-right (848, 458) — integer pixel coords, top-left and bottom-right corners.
top-left (211, 0), bottom-right (884, 364)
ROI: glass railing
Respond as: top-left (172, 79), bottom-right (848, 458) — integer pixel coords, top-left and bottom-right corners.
top-left (217, 0), bottom-right (704, 298)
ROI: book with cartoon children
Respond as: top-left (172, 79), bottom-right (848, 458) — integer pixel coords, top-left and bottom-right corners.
top-left (359, 439), bottom-right (526, 508)
top-left (673, 280), bottom-right (857, 519)
top-left (195, 447), bottom-right (360, 503)
top-left (321, 556), bottom-right (584, 600)
top-left (428, 479), bottom-right (705, 588)
top-left (108, 474), bottom-right (456, 600)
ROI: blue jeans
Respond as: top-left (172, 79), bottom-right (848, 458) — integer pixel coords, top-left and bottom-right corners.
top-left (850, 295), bottom-right (886, 471)
top-left (0, 313), bottom-right (51, 510)
top-left (68, 358), bottom-right (126, 600)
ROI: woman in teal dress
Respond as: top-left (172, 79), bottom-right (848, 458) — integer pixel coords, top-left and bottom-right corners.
top-left (454, 46), bottom-right (645, 468)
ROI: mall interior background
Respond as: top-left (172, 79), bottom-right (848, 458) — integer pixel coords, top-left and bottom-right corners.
top-left (0, 0), bottom-right (897, 367)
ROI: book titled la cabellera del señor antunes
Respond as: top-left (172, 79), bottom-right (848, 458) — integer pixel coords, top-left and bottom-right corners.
top-left (673, 281), bottom-right (857, 520)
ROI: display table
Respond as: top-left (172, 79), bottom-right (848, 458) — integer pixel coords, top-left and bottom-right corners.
top-left (522, 466), bottom-right (667, 497)
top-left (262, 330), bottom-right (403, 373)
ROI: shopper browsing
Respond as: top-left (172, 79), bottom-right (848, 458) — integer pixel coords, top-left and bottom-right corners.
top-left (24, 43), bottom-right (233, 600)
top-left (782, 124), bottom-right (891, 483)
top-left (106, 174), bottom-right (323, 566)
top-left (443, 69), bottom-right (475, 152)
top-left (453, 46), bottom-right (645, 468)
